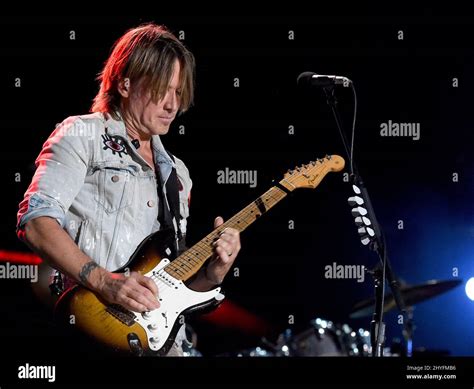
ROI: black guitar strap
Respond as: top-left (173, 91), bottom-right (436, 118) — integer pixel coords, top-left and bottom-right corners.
top-left (156, 151), bottom-right (187, 255)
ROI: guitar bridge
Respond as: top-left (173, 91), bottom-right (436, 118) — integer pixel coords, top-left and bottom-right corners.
top-left (106, 304), bottom-right (137, 326)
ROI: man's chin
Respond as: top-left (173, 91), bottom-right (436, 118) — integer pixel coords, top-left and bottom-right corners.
top-left (152, 126), bottom-right (170, 136)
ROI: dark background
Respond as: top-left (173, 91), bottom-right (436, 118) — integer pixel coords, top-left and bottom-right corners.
top-left (0, 10), bottom-right (473, 360)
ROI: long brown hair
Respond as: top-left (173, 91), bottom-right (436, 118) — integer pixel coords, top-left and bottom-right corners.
top-left (91, 23), bottom-right (195, 118)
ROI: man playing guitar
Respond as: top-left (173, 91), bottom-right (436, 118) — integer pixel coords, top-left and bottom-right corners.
top-left (16, 23), bottom-right (241, 356)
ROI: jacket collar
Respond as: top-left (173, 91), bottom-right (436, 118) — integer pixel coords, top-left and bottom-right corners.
top-left (103, 111), bottom-right (175, 168)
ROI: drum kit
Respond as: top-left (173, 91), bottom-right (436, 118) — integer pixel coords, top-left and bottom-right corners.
top-left (235, 317), bottom-right (374, 357)
top-left (188, 278), bottom-right (462, 357)
top-left (222, 317), bottom-right (376, 357)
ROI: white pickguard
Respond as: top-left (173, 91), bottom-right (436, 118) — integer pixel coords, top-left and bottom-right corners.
top-left (132, 258), bottom-right (224, 352)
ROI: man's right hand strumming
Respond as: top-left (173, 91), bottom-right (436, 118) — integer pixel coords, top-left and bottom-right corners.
top-left (90, 269), bottom-right (160, 312)
top-left (21, 216), bottom-right (160, 313)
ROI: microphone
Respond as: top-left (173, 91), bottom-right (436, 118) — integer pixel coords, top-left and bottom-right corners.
top-left (297, 71), bottom-right (351, 87)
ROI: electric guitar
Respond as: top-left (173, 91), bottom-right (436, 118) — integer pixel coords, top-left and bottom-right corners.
top-left (54, 155), bottom-right (345, 356)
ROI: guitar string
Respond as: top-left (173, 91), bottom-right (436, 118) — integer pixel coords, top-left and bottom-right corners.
top-left (164, 186), bottom-right (289, 279)
top-left (134, 164), bottom-right (329, 305)
top-left (127, 164), bottom-right (330, 320)
top-left (144, 186), bottom-right (288, 296)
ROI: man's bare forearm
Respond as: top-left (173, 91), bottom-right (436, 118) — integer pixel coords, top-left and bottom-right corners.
top-left (22, 216), bottom-right (107, 291)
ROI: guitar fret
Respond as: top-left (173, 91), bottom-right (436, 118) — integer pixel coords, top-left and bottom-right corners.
top-left (165, 184), bottom-right (290, 281)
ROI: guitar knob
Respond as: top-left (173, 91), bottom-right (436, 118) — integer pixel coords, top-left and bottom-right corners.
top-left (150, 336), bottom-right (160, 344)
top-left (142, 311), bottom-right (152, 320)
top-left (148, 323), bottom-right (159, 331)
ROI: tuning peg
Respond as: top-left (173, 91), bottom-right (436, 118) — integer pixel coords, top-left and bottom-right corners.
top-left (352, 184), bottom-right (361, 194)
top-left (351, 206), bottom-right (368, 217)
top-left (325, 155), bottom-right (332, 160)
top-left (360, 236), bottom-right (372, 246)
top-left (310, 160), bottom-right (316, 166)
top-left (354, 216), bottom-right (371, 226)
top-left (348, 196), bottom-right (364, 206)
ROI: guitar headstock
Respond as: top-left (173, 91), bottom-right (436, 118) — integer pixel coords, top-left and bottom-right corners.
top-left (281, 155), bottom-right (345, 190)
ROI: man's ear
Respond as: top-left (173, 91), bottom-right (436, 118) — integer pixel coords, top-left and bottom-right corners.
top-left (118, 78), bottom-right (130, 98)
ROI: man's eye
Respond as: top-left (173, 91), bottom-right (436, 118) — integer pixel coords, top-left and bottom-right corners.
top-left (176, 90), bottom-right (182, 97)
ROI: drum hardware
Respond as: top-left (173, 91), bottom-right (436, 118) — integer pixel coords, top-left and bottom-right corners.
top-left (350, 279), bottom-right (463, 356)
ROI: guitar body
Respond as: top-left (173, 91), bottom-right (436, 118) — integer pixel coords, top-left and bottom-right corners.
top-left (54, 228), bottom-right (224, 356)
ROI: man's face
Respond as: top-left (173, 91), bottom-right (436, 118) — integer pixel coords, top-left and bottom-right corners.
top-left (125, 59), bottom-right (182, 136)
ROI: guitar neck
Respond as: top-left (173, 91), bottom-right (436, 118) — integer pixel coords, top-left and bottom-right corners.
top-left (164, 179), bottom-right (294, 281)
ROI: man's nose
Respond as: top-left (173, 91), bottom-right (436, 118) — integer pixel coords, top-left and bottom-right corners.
top-left (163, 91), bottom-right (178, 112)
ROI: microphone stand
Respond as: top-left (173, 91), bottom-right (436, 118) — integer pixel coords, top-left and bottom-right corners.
top-left (321, 85), bottom-right (407, 357)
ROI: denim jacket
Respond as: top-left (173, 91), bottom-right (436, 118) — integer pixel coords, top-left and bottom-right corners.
top-left (17, 112), bottom-right (192, 272)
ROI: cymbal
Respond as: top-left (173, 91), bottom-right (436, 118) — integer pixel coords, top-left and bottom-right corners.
top-left (350, 279), bottom-right (462, 319)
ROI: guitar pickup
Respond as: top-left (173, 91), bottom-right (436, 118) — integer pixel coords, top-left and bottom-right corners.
top-left (106, 304), bottom-right (137, 326)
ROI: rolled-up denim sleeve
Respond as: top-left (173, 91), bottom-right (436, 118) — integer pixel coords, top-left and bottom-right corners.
top-left (17, 116), bottom-right (91, 235)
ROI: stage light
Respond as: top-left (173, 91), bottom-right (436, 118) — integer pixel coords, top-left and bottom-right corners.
top-left (465, 277), bottom-right (474, 301)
